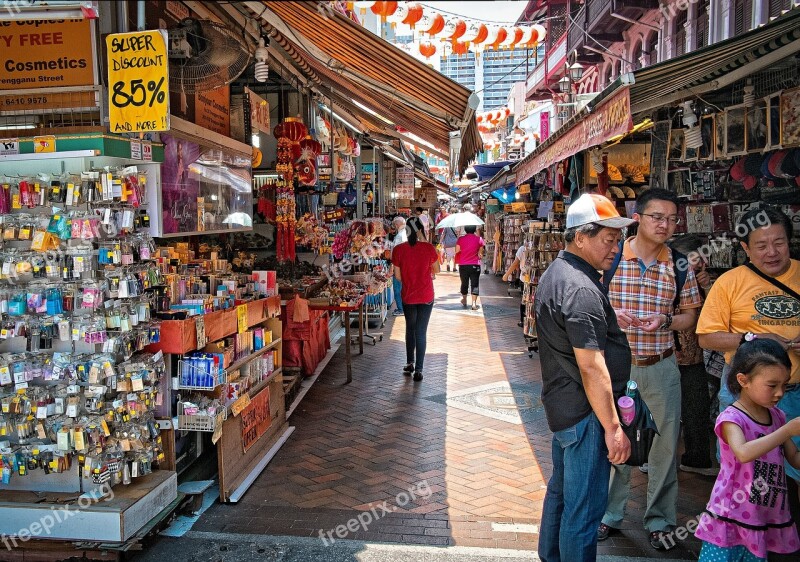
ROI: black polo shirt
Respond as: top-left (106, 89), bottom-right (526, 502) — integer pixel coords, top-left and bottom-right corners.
top-left (534, 250), bottom-right (631, 432)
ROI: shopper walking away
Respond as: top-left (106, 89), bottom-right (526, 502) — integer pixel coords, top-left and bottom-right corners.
top-left (503, 244), bottom-right (527, 327)
top-left (697, 206), bottom-right (800, 536)
top-left (416, 207), bottom-right (431, 240)
top-left (598, 188), bottom-right (703, 551)
top-left (388, 216), bottom-right (408, 317)
top-left (391, 216), bottom-right (439, 382)
top-left (694, 339), bottom-right (800, 560)
top-left (456, 225), bottom-right (485, 310)
top-left (535, 193), bottom-right (633, 562)
top-left (439, 225), bottom-right (458, 272)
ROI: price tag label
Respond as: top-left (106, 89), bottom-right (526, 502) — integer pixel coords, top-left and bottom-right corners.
top-left (231, 394), bottom-right (251, 417)
top-left (106, 30), bottom-right (170, 133)
top-left (130, 139), bottom-right (142, 160)
top-left (142, 141), bottom-right (153, 161)
top-left (237, 304), bottom-right (248, 334)
top-left (0, 139), bottom-right (19, 156)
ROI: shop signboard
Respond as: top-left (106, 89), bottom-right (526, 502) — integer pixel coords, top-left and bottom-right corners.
top-left (106, 30), bottom-right (170, 133)
top-left (396, 166), bottom-right (414, 199)
top-left (0, 19), bottom-right (96, 113)
top-left (0, 139), bottom-right (18, 155)
top-left (515, 88), bottom-right (633, 182)
top-left (241, 387), bottom-right (271, 453)
top-left (245, 87), bottom-right (270, 135)
top-left (540, 111), bottom-right (550, 141)
top-left (195, 86), bottom-right (230, 137)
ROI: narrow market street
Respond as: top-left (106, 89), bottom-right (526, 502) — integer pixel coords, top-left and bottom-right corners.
top-left (135, 270), bottom-right (714, 561)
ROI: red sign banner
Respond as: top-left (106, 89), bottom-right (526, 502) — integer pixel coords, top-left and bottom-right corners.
top-left (241, 386), bottom-right (271, 452)
top-left (516, 87), bottom-right (633, 182)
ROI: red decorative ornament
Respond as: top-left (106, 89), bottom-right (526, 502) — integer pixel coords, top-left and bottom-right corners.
top-left (428, 13), bottom-right (445, 36)
top-left (512, 27), bottom-right (524, 46)
top-left (419, 41), bottom-right (436, 58)
top-left (472, 24), bottom-right (489, 45)
top-left (403, 3), bottom-right (423, 28)
top-left (370, 1), bottom-right (398, 23)
top-left (452, 41), bottom-right (468, 56)
top-left (492, 27), bottom-right (508, 49)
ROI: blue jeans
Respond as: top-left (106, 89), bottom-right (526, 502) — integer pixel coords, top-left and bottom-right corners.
top-left (392, 277), bottom-right (403, 313)
top-left (403, 302), bottom-right (433, 371)
top-left (539, 412), bottom-right (610, 562)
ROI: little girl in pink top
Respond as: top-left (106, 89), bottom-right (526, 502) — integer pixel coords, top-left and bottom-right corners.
top-left (695, 339), bottom-right (800, 561)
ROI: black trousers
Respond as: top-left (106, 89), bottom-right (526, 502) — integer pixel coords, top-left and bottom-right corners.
top-left (459, 264), bottom-right (481, 296)
top-left (679, 362), bottom-right (715, 468)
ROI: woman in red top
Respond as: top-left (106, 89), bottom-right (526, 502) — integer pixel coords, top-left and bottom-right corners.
top-left (391, 216), bottom-right (439, 382)
top-left (456, 225), bottom-right (485, 310)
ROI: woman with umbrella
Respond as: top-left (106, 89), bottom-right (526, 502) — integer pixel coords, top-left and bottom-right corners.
top-left (437, 211), bottom-right (486, 311)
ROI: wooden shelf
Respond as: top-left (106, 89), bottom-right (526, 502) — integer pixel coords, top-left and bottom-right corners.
top-left (226, 339), bottom-right (281, 374)
top-left (224, 367), bottom-right (283, 417)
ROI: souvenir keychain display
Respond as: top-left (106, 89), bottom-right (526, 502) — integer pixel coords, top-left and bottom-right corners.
top-left (0, 165), bottom-right (165, 490)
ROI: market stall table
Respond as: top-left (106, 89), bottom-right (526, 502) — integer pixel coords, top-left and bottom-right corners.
top-left (309, 295), bottom-right (365, 383)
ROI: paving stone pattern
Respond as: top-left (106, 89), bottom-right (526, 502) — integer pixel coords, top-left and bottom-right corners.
top-left (194, 271), bottom-right (715, 558)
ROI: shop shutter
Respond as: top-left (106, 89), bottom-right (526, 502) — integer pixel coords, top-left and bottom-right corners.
top-left (674, 10), bottom-right (688, 57)
top-left (735, 0), bottom-right (753, 35)
top-left (697, 1), bottom-right (709, 48)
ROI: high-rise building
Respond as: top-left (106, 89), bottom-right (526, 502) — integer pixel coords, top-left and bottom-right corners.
top-left (439, 46), bottom-right (542, 111)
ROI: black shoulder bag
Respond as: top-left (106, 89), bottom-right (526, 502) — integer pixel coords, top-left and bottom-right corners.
top-left (745, 262), bottom-right (800, 304)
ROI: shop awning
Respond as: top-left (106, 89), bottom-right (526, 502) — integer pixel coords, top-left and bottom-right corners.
top-left (237, 1), bottom-right (482, 175)
top-left (629, 9), bottom-right (800, 114)
top-left (513, 84), bottom-right (633, 183)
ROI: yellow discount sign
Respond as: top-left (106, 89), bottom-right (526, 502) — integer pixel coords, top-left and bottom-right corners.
top-left (106, 30), bottom-right (170, 133)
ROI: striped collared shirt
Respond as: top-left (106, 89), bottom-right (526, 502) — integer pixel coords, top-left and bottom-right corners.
top-left (608, 237), bottom-right (703, 357)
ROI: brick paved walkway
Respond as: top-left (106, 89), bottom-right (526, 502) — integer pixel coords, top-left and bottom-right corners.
top-left (192, 271), bottom-right (715, 558)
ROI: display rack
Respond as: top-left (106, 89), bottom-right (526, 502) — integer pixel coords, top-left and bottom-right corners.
top-left (147, 296), bottom-right (286, 503)
top-left (0, 138), bottom-right (178, 543)
top-left (521, 226), bottom-right (565, 357)
top-left (501, 214), bottom-right (529, 294)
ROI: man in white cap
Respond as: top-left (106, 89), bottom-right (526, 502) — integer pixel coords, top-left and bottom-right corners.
top-left (536, 193), bottom-right (634, 562)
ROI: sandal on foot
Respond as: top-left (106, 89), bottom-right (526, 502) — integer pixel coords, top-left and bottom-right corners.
top-left (460, 296), bottom-right (467, 308)
top-left (471, 304), bottom-right (480, 311)
top-left (597, 523), bottom-right (618, 541)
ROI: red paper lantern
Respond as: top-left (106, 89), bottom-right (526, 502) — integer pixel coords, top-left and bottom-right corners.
top-left (370, 1), bottom-right (398, 23)
top-left (472, 24), bottom-right (488, 45)
top-left (299, 135), bottom-right (322, 158)
top-left (274, 117), bottom-right (307, 143)
top-left (403, 3), bottom-right (424, 28)
top-left (512, 27), bottom-right (524, 46)
top-left (419, 41), bottom-right (437, 58)
top-left (504, 107), bottom-right (511, 117)
top-left (452, 41), bottom-right (468, 55)
top-left (428, 13), bottom-right (445, 36)
top-left (476, 114), bottom-right (484, 123)
top-left (447, 19), bottom-right (466, 41)
top-left (492, 27), bottom-right (508, 49)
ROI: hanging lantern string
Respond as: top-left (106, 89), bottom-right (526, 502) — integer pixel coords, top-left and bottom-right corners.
top-left (416, 2), bottom-right (566, 26)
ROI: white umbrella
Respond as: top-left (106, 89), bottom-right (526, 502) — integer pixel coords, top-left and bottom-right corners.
top-left (436, 212), bottom-right (485, 229)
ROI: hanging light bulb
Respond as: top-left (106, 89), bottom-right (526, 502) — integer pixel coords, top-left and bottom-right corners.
top-left (254, 37), bottom-right (269, 82)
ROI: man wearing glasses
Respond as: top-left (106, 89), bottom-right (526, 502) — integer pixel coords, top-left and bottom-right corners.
top-left (598, 188), bottom-right (703, 550)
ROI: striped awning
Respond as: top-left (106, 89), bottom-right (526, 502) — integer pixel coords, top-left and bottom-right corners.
top-left (629, 8), bottom-right (800, 114)
top-left (239, 1), bottom-right (482, 175)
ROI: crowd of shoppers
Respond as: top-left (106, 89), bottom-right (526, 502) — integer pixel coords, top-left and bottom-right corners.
top-left (535, 191), bottom-right (800, 562)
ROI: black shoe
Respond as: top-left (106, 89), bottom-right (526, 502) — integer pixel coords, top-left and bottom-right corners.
top-left (649, 530), bottom-right (675, 550)
top-left (517, 321), bottom-right (524, 327)
top-left (403, 363), bottom-right (414, 375)
top-left (597, 523), bottom-right (618, 541)
top-left (412, 371), bottom-right (423, 381)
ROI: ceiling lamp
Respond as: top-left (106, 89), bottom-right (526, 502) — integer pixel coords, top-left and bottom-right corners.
top-left (682, 101), bottom-right (703, 149)
top-left (254, 37), bottom-right (269, 82)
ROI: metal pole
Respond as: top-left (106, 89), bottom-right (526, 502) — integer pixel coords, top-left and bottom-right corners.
top-left (355, 135), bottom-right (363, 219)
top-left (329, 93), bottom-right (335, 195)
top-left (372, 148), bottom-right (378, 216)
top-left (137, 0), bottom-right (145, 31)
